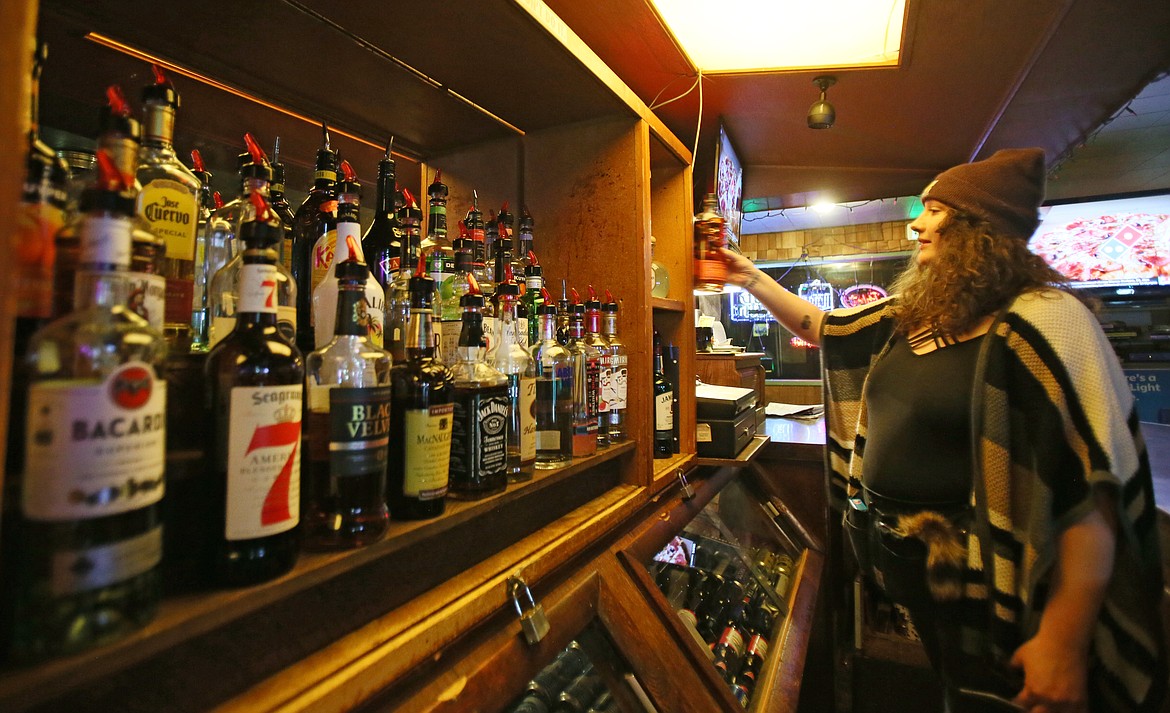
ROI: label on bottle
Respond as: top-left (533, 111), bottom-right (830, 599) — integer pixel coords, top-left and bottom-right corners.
top-left (745, 633), bottom-right (768, 661)
top-left (403, 403), bottom-right (453, 499)
top-left (655, 391), bottom-right (674, 430)
top-left (238, 264), bottom-right (280, 314)
top-left (585, 355), bottom-right (601, 421)
top-left (520, 375), bottom-right (537, 461)
top-left (716, 626), bottom-right (746, 660)
top-left (437, 319), bottom-right (462, 364)
top-left (597, 354), bottom-right (612, 415)
top-left (225, 385), bottom-right (302, 540)
top-left (311, 228), bottom-right (337, 296)
top-left (606, 354), bottom-right (628, 410)
top-left (49, 526), bottom-right (163, 597)
top-left (449, 386), bottom-right (509, 484)
top-left (535, 429), bottom-right (561, 451)
top-left (15, 198), bottom-right (65, 319)
top-left (23, 362), bottom-right (166, 521)
top-left (694, 257), bottom-right (727, 286)
top-left (79, 214), bottom-right (132, 268)
top-left (124, 271), bottom-right (167, 331)
top-left (677, 608), bottom-right (699, 629)
top-left (517, 318), bottom-right (529, 350)
top-left (321, 386), bottom-right (392, 477)
top-left (364, 284), bottom-right (385, 348)
top-left (482, 315), bottom-right (499, 363)
top-left (138, 178), bottom-right (197, 261)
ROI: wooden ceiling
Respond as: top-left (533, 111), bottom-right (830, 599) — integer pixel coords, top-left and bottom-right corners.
top-left (545, 0), bottom-right (1170, 209)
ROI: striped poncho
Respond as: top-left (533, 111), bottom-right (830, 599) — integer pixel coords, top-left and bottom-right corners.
top-left (820, 289), bottom-right (1166, 711)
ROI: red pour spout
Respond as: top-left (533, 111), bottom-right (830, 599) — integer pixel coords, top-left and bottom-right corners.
top-left (340, 159), bottom-right (356, 182)
top-left (458, 220), bottom-right (471, 240)
top-left (415, 253), bottom-right (427, 278)
top-left (95, 150), bottom-right (128, 192)
top-left (540, 287), bottom-right (553, 304)
top-left (345, 234), bottom-right (362, 263)
top-left (467, 272), bottom-right (482, 296)
top-left (249, 190), bottom-right (271, 222)
top-left (243, 132), bottom-right (266, 165)
top-left (570, 287), bottom-right (581, 305)
top-left (527, 250), bottom-right (539, 266)
top-left (588, 285), bottom-right (597, 302)
top-left (105, 85), bottom-right (131, 117)
top-left (431, 168), bottom-right (442, 184)
top-left (504, 261), bottom-right (514, 283)
top-left (402, 187), bottom-right (416, 208)
top-left (151, 64), bottom-right (168, 85)
top-left (605, 289), bottom-right (615, 303)
top-left (190, 149), bottom-right (205, 173)
top-left (213, 191), bottom-right (224, 210)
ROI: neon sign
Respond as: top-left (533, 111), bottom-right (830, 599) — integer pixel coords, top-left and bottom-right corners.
top-left (840, 283), bottom-right (888, 308)
top-left (729, 289), bottom-right (772, 323)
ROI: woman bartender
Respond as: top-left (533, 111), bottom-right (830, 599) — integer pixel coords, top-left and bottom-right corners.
top-left (722, 148), bottom-right (1166, 712)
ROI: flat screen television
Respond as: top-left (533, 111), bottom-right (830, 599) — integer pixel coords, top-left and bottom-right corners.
top-left (714, 124), bottom-right (744, 248)
top-left (1028, 191), bottom-right (1170, 299)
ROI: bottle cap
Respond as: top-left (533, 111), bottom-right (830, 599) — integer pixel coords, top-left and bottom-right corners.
top-left (242, 132), bottom-right (274, 181)
top-left (99, 85), bottom-right (141, 142)
top-left (602, 289), bottom-right (619, 313)
top-left (336, 257), bottom-right (370, 283)
top-left (538, 287), bottom-right (557, 315)
top-left (239, 191), bottom-right (283, 247)
top-left (428, 168), bottom-right (448, 199)
top-left (141, 65), bottom-right (180, 107)
top-left (585, 285), bottom-right (601, 310)
top-left (337, 159), bottom-right (361, 203)
top-left (519, 206), bottom-right (534, 232)
top-left (189, 149), bottom-right (212, 187)
top-left (409, 253), bottom-right (435, 307)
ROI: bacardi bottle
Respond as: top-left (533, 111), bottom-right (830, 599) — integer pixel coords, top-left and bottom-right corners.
top-left (531, 288), bottom-right (573, 468)
top-left (492, 264), bottom-right (537, 480)
top-left (3, 150), bottom-right (167, 661)
top-left (292, 123), bottom-right (339, 354)
top-left (387, 257), bottom-right (454, 520)
top-left (204, 192), bottom-right (303, 586)
top-left (304, 256), bottom-right (392, 550)
top-left (447, 275), bottom-right (509, 500)
top-left (600, 291), bottom-right (628, 443)
top-left (136, 64), bottom-right (200, 350)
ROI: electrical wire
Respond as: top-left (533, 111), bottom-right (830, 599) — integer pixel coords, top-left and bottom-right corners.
top-left (692, 69), bottom-right (704, 168)
top-left (650, 75), bottom-right (701, 110)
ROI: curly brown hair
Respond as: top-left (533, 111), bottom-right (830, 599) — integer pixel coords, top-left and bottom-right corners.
top-left (891, 209), bottom-right (1072, 336)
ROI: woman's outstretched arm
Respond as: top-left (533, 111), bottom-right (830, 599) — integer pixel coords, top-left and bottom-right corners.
top-left (721, 248), bottom-right (826, 345)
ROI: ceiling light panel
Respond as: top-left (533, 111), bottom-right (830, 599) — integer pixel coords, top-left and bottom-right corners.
top-left (650, 0), bottom-right (906, 73)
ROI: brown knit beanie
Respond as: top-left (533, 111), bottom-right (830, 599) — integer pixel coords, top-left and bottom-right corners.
top-left (920, 148), bottom-right (1046, 239)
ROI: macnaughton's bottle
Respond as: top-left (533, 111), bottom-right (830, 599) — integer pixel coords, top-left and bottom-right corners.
top-left (387, 257), bottom-right (455, 520)
top-left (204, 192), bottom-right (303, 586)
top-left (2, 150), bottom-right (167, 662)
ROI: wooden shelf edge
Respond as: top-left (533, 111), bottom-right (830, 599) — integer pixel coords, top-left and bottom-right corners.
top-left (694, 434), bottom-right (770, 467)
top-left (651, 297), bottom-right (686, 312)
top-left (0, 443), bottom-right (637, 710)
top-left (651, 451), bottom-right (695, 484)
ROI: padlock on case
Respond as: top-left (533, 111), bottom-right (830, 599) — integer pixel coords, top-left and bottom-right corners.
top-left (508, 574), bottom-right (550, 645)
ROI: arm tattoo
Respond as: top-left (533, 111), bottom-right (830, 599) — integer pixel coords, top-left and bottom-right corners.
top-left (801, 315), bottom-right (812, 331)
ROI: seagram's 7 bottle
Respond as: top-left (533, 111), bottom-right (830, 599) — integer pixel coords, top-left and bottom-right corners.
top-left (204, 192), bottom-right (303, 586)
top-left (3, 151), bottom-right (167, 661)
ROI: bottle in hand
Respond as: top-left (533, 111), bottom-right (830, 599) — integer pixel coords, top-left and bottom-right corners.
top-left (204, 192), bottom-right (304, 586)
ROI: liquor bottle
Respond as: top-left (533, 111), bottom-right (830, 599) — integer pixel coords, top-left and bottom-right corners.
top-left (204, 192), bottom-right (303, 586)
top-left (711, 585), bottom-right (755, 681)
top-left (136, 64), bottom-right (200, 350)
top-left (583, 286), bottom-right (611, 447)
top-left (483, 229), bottom-right (512, 363)
top-left (437, 230), bottom-right (474, 365)
top-left (311, 178), bottom-right (385, 350)
top-left (387, 257), bottom-right (455, 520)
top-left (555, 280), bottom-right (571, 345)
top-left (516, 207), bottom-right (535, 273)
top-left (292, 122), bottom-right (339, 354)
top-left (565, 289), bottom-right (598, 457)
top-left (3, 151), bottom-right (167, 662)
top-left (491, 263), bottom-right (537, 480)
top-left (730, 597), bottom-right (773, 702)
top-left (304, 255), bottom-right (393, 550)
top-left (207, 134), bottom-right (298, 347)
top-left (600, 291), bottom-right (628, 442)
top-left (466, 194), bottom-right (490, 290)
top-left (8, 40), bottom-right (69, 485)
top-left (522, 250), bottom-right (545, 347)
top-left (650, 235), bottom-right (670, 299)
top-left (526, 641), bottom-right (592, 707)
top-left (447, 274), bottom-right (509, 500)
top-left (54, 86), bottom-right (162, 328)
top-left (421, 168), bottom-right (453, 290)
top-left (482, 210), bottom-right (500, 298)
top-left (269, 136), bottom-right (297, 272)
top-left (382, 188), bottom-right (419, 364)
top-left (653, 336), bottom-right (674, 458)
top-left (363, 137), bottom-right (403, 293)
top-left (693, 193), bottom-right (727, 294)
top-left (531, 288), bottom-right (573, 468)
top-left (310, 159), bottom-right (360, 304)
top-left (498, 202), bottom-right (517, 280)
top-left (189, 149), bottom-right (215, 351)
top-left (557, 670), bottom-right (604, 713)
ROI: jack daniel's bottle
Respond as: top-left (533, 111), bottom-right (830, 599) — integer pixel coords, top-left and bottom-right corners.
top-left (447, 274), bottom-right (509, 499)
top-left (205, 192), bottom-right (303, 586)
top-left (3, 151), bottom-right (167, 662)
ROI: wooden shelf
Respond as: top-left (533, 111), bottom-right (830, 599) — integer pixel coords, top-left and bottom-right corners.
top-left (694, 434), bottom-right (770, 467)
top-left (0, 443), bottom-right (635, 712)
top-left (651, 297), bottom-right (687, 312)
top-left (652, 451), bottom-right (694, 482)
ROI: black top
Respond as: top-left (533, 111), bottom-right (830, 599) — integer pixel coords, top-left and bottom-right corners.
top-left (862, 334), bottom-right (984, 506)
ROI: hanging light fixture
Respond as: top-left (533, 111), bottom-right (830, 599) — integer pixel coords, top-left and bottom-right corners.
top-left (807, 75), bottom-right (837, 129)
